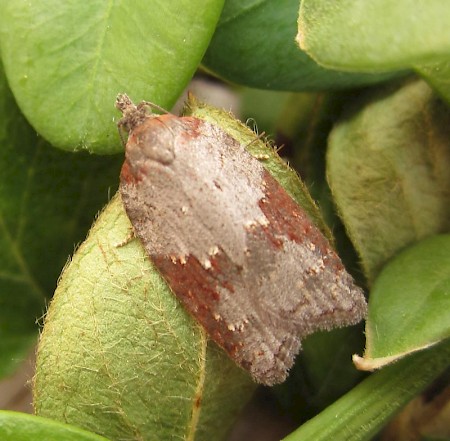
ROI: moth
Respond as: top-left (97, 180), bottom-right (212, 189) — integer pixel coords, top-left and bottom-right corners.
top-left (116, 94), bottom-right (367, 386)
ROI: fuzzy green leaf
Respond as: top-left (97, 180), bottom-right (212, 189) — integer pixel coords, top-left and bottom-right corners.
top-left (203, 0), bottom-right (403, 91)
top-left (298, 0), bottom-right (450, 72)
top-left (34, 194), bottom-right (255, 441)
top-left (0, 62), bottom-right (122, 378)
top-left (0, 411), bottom-right (111, 441)
top-left (354, 235), bottom-right (450, 370)
top-left (0, 0), bottom-right (224, 153)
top-left (327, 80), bottom-right (450, 283)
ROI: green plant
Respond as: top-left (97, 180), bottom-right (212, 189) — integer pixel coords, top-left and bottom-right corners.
top-left (0, 1), bottom-right (449, 440)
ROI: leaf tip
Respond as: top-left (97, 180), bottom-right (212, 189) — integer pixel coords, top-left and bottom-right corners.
top-left (353, 341), bottom-right (440, 371)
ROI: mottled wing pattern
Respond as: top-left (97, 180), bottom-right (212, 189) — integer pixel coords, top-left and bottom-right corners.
top-left (120, 113), bottom-right (367, 385)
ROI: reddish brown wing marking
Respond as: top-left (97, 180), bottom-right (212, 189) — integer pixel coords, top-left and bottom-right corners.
top-left (151, 252), bottom-right (245, 359)
top-left (118, 102), bottom-right (367, 386)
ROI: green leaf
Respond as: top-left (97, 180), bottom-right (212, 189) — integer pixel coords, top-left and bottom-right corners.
top-left (354, 235), bottom-right (450, 370)
top-left (34, 194), bottom-right (255, 441)
top-left (202, 0), bottom-right (403, 91)
top-left (0, 411), bottom-right (111, 441)
top-left (297, 0), bottom-right (450, 72)
top-left (0, 61), bottom-right (122, 378)
top-left (327, 80), bottom-right (450, 283)
top-left (0, 0), bottom-right (224, 154)
top-left (282, 339), bottom-right (450, 441)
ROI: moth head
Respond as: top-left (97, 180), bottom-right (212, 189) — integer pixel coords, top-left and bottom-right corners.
top-left (116, 94), bottom-right (151, 134)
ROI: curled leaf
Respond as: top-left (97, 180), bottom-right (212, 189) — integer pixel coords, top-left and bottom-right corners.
top-left (34, 194), bottom-right (255, 440)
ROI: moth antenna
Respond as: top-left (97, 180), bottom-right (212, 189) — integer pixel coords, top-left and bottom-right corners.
top-left (137, 101), bottom-right (173, 115)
